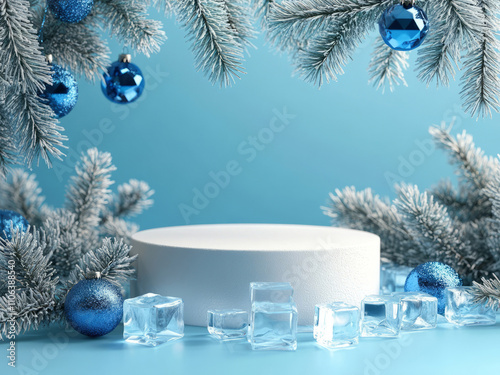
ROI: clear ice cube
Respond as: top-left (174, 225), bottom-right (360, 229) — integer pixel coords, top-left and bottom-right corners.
top-left (250, 282), bottom-right (294, 304)
top-left (207, 309), bottom-right (248, 340)
top-left (123, 293), bottom-right (184, 346)
top-left (314, 302), bottom-right (360, 349)
top-left (392, 292), bottom-right (437, 330)
top-left (444, 287), bottom-right (496, 326)
top-left (249, 302), bottom-right (298, 351)
top-left (380, 265), bottom-right (412, 294)
top-left (361, 295), bottom-right (401, 337)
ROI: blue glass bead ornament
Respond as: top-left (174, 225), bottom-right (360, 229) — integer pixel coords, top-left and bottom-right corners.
top-left (64, 272), bottom-right (124, 337)
top-left (378, 0), bottom-right (429, 51)
top-left (40, 63), bottom-right (78, 118)
top-left (48, 0), bottom-right (93, 24)
top-left (404, 262), bottom-right (462, 314)
top-left (0, 210), bottom-right (29, 241)
top-left (101, 54), bottom-right (145, 104)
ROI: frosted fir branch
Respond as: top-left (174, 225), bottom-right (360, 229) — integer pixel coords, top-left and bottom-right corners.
top-left (472, 275), bottom-right (500, 310)
top-left (110, 179), bottom-right (154, 218)
top-left (42, 210), bottom-right (84, 278)
top-left (66, 149), bottom-right (116, 233)
top-left (0, 169), bottom-right (47, 225)
top-left (394, 184), bottom-right (471, 272)
top-left (415, 21), bottom-right (460, 87)
top-left (5, 88), bottom-right (66, 167)
top-left (0, 228), bottom-right (58, 293)
top-left (65, 238), bottom-right (137, 291)
top-left (0, 105), bottom-right (16, 174)
top-left (267, 0), bottom-right (392, 52)
top-left (431, 179), bottom-right (491, 222)
top-left (0, 0), bottom-right (51, 93)
top-left (252, 0), bottom-right (274, 26)
top-left (408, 0), bottom-right (484, 88)
top-left (295, 16), bottom-right (365, 85)
top-left (368, 38), bottom-right (409, 93)
top-left (174, 0), bottom-right (245, 87)
top-left (42, 15), bottom-right (110, 81)
top-left (323, 186), bottom-right (413, 264)
top-left (101, 217), bottom-right (139, 244)
top-left (429, 124), bottom-right (499, 191)
top-left (223, 0), bottom-right (256, 50)
top-left (460, 0), bottom-right (500, 118)
top-left (94, 0), bottom-right (166, 57)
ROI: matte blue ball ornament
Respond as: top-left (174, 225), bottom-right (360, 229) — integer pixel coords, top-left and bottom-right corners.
top-left (48, 0), bottom-right (93, 23)
top-left (101, 54), bottom-right (145, 104)
top-left (40, 62), bottom-right (78, 118)
top-left (0, 210), bottom-right (29, 241)
top-left (64, 272), bottom-right (124, 337)
top-left (404, 262), bottom-right (462, 314)
top-left (378, 0), bottom-right (429, 51)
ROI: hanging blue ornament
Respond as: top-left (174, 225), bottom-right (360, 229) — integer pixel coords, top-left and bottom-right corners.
top-left (64, 272), bottom-right (124, 337)
top-left (101, 54), bottom-right (145, 104)
top-left (0, 210), bottom-right (29, 241)
top-left (404, 262), bottom-right (462, 314)
top-left (48, 0), bottom-right (94, 24)
top-left (378, 0), bottom-right (429, 51)
top-left (40, 61), bottom-right (78, 118)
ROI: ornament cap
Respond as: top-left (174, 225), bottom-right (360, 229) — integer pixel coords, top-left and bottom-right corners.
top-left (46, 54), bottom-right (53, 64)
top-left (400, 0), bottom-right (415, 6)
top-left (86, 271), bottom-right (102, 279)
top-left (119, 54), bottom-right (132, 63)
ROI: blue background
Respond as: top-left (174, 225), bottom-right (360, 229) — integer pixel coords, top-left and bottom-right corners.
top-left (31, 15), bottom-right (500, 231)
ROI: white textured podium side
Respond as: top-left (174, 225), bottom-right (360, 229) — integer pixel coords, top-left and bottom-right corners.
top-left (131, 224), bottom-right (380, 326)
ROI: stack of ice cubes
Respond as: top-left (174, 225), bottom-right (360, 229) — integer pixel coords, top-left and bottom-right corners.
top-left (249, 282), bottom-right (298, 351)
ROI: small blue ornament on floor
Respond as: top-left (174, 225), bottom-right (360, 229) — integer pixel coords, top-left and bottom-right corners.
top-left (101, 54), bottom-right (145, 104)
top-left (0, 210), bottom-right (29, 241)
top-left (40, 60), bottom-right (78, 118)
top-left (378, 0), bottom-right (429, 51)
top-left (404, 262), bottom-right (462, 314)
top-left (64, 272), bottom-right (123, 337)
top-left (48, 0), bottom-right (94, 24)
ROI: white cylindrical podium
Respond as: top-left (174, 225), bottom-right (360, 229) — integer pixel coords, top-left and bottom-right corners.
top-left (131, 224), bottom-right (380, 326)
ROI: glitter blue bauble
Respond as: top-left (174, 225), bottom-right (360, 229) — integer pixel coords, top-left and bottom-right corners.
top-left (404, 262), bottom-right (462, 314)
top-left (378, 3), bottom-right (429, 51)
top-left (64, 278), bottom-right (123, 337)
top-left (0, 210), bottom-right (29, 241)
top-left (48, 0), bottom-right (93, 23)
top-left (101, 61), bottom-right (145, 104)
top-left (40, 64), bottom-right (78, 118)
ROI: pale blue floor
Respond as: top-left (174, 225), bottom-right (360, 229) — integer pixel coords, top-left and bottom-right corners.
top-left (4, 316), bottom-right (500, 375)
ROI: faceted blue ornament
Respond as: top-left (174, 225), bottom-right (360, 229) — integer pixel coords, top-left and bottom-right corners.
top-left (48, 0), bottom-right (94, 24)
top-left (0, 210), bottom-right (29, 241)
top-left (378, 3), bottom-right (429, 51)
top-left (404, 262), bottom-right (462, 314)
top-left (101, 60), bottom-right (145, 104)
top-left (40, 64), bottom-right (78, 118)
top-left (64, 277), bottom-right (124, 337)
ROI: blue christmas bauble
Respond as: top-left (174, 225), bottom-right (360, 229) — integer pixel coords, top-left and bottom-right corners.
top-left (64, 278), bottom-right (123, 337)
top-left (404, 262), bottom-right (462, 314)
top-left (48, 0), bottom-right (93, 23)
top-left (40, 64), bottom-right (78, 118)
top-left (0, 210), bottom-right (29, 241)
top-left (378, 3), bottom-right (429, 51)
top-left (101, 61), bottom-right (145, 104)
